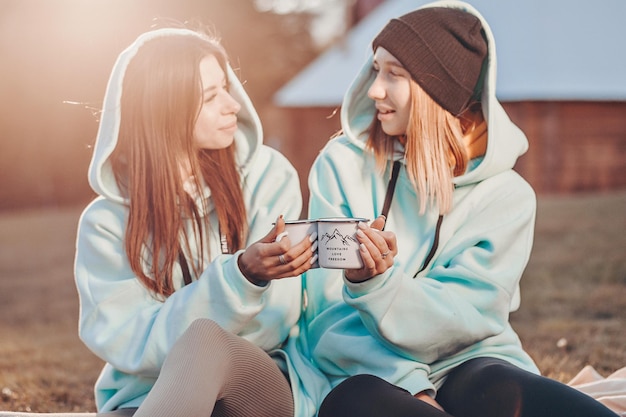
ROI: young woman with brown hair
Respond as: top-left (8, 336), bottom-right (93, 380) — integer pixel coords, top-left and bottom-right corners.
top-left (74, 27), bottom-right (318, 417)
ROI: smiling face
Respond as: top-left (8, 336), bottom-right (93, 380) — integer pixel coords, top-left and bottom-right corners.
top-left (193, 55), bottom-right (241, 150)
top-left (367, 47), bottom-right (412, 138)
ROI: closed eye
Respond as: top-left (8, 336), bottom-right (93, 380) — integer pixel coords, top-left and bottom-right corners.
top-left (203, 91), bottom-right (217, 103)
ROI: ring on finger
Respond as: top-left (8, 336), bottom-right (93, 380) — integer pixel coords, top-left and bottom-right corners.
top-left (381, 251), bottom-right (391, 259)
top-left (279, 254), bottom-right (287, 265)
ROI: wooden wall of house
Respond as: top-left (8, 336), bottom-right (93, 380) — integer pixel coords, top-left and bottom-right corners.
top-left (505, 101), bottom-right (626, 194)
top-left (264, 101), bottom-right (626, 212)
top-left (263, 106), bottom-right (343, 211)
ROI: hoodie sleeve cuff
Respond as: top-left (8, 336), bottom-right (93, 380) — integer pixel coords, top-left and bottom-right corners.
top-left (400, 380), bottom-right (436, 399)
top-left (343, 268), bottom-right (393, 298)
top-left (228, 250), bottom-right (271, 299)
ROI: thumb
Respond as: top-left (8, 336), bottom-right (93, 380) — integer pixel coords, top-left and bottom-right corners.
top-left (370, 215), bottom-right (387, 231)
top-left (262, 215), bottom-right (286, 243)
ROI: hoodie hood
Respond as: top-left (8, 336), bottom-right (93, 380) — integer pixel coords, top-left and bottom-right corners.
top-left (341, 0), bottom-right (528, 187)
top-left (88, 28), bottom-right (263, 204)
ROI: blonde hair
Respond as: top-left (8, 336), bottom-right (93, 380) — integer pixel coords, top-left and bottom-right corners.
top-left (110, 33), bottom-right (247, 298)
top-left (367, 79), bottom-right (468, 214)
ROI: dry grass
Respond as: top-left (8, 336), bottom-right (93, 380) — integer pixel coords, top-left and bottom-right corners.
top-left (0, 206), bottom-right (103, 412)
top-left (510, 191), bottom-right (626, 381)
top-left (0, 192), bottom-right (625, 412)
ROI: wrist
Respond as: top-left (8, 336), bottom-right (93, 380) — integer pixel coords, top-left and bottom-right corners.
top-left (246, 276), bottom-right (269, 287)
top-left (344, 270), bottom-right (372, 283)
top-left (237, 254), bottom-right (268, 287)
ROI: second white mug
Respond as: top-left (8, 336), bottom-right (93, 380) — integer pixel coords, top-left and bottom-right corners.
top-left (316, 217), bottom-right (368, 269)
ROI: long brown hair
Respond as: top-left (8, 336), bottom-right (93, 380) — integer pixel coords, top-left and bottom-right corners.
top-left (367, 79), bottom-right (469, 215)
top-left (110, 33), bottom-right (247, 298)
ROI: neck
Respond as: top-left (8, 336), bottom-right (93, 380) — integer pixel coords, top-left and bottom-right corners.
top-left (461, 110), bottom-right (487, 160)
top-left (179, 159), bottom-right (192, 181)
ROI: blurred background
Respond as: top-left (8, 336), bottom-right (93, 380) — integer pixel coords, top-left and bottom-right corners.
top-left (0, 0), bottom-right (625, 413)
top-left (1, 0), bottom-right (625, 211)
top-left (0, 0), bottom-right (325, 210)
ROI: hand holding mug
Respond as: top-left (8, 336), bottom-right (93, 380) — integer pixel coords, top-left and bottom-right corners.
top-left (344, 215), bottom-right (397, 283)
top-left (237, 216), bottom-right (317, 285)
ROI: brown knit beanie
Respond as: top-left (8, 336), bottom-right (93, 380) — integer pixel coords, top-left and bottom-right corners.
top-left (372, 7), bottom-right (488, 116)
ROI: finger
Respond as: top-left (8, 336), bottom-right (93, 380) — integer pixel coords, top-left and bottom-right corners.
top-left (262, 215), bottom-right (285, 244)
top-left (372, 227), bottom-right (398, 256)
top-left (288, 231), bottom-right (316, 254)
top-left (287, 244), bottom-right (316, 271)
top-left (277, 253), bottom-right (288, 267)
top-left (273, 246), bottom-right (294, 268)
top-left (370, 215), bottom-right (386, 231)
top-left (357, 222), bottom-right (388, 256)
top-left (273, 250), bottom-right (318, 279)
top-left (252, 241), bottom-right (290, 273)
top-left (359, 229), bottom-right (396, 270)
top-left (273, 215), bottom-right (286, 238)
top-left (363, 229), bottom-right (397, 257)
top-left (275, 231), bottom-right (289, 242)
top-left (358, 243), bottom-right (377, 271)
top-left (384, 231), bottom-right (398, 256)
top-left (362, 221), bottom-right (398, 258)
top-left (278, 233), bottom-right (316, 271)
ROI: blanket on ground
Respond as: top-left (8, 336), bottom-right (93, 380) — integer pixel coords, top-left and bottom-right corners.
top-left (568, 365), bottom-right (626, 416)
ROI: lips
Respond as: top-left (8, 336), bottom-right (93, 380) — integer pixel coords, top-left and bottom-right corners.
top-left (375, 105), bottom-right (395, 117)
top-left (376, 107), bottom-right (396, 122)
top-left (220, 119), bottom-right (238, 132)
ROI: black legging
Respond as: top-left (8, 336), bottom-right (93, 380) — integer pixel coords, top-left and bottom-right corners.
top-left (318, 357), bottom-right (618, 417)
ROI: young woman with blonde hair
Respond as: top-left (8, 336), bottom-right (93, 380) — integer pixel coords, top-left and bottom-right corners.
top-left (296, 1), bottom-right (620, 416)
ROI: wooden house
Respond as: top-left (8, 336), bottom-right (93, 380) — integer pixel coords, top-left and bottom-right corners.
top-left (265, 0), bottom-right (626, 204)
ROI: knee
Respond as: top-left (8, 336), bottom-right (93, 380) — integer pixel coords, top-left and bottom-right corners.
top-left (319, 375), bottom-right (403, 417)
top-left (174, 318), bottom-right (236, 355)
top-left (462, 357), bottom-right (522, 384)
top-left (166, 319), bottom-right (240, 374)
top-left (334, 374), bottom-right (388, 396)
top-left (187, 317), bottom-right (221, 332)
top-left (182, 318), bottom-right (264, 363)
top-left (465, 359), bottom-right (524, 411)
top-left (184, 319), bottom-right (224, 341)
top-left (437, 359), bottom-right (525, 417)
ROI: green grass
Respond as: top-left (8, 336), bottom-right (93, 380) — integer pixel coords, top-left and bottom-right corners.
top-left (0, 192), bottom-right (625, 412)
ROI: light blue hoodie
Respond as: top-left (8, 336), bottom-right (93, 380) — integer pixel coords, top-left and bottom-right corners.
top-left (295, 0), bottom-right (540, 405)
top-left (73, 28), bottom-right (317, 415)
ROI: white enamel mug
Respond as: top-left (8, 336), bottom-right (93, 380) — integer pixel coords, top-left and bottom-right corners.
top-left (282, 219), bottom-right (319, 268)
top-left (316, 217), bottom-right (368, 269)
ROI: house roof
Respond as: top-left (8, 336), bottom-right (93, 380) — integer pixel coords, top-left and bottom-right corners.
top-left (275, 0), bottom-right (626, 107)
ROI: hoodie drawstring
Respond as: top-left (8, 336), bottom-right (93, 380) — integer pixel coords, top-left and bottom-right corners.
top-left (380, 160), bottom-right (443, 277)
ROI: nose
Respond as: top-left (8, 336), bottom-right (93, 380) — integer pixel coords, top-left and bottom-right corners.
top-left (367, 72), bottom-right (385, 101)
top-left (223, 91), bottom-right (241, 114)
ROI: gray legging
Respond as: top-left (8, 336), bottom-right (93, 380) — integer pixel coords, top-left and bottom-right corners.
top-left (97, 319), bottom-right (294, 417)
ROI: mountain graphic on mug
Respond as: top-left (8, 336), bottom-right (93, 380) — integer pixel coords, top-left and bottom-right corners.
top-left (319, 228), bottom-right (358, 247)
